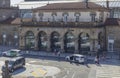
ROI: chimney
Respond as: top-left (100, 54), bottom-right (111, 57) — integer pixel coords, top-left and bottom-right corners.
top-left (106, 0), bottom-right (109, 9)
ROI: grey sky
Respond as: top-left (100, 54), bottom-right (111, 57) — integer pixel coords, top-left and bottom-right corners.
top-left (11, 0), bottom-right (110, 5)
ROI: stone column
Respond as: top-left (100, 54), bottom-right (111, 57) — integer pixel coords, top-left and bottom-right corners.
top-left (47, 35), bottom-right (51, 52)
top-left (75, 38), bottom-right (79, 54)
top-left (19, 35), bottom-right (25, 49)
top-left (34, 35), bottom-right (38, 50)
top-left (61, 38), bottom-right (64, 52)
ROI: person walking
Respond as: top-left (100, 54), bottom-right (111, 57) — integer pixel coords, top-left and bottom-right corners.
top-left (95, 44), bottom-right (100, 65)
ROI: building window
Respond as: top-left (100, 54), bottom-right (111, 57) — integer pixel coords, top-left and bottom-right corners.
top-left (62, 12), bottom-right (69, 23)
top-left (90, 12), bottom-right (96, 22)
top-left (38, 13), bottom-right (43, 22)
top-left (74, 13), bottom-right (81, 22)
top-left (64, 31), bottom-right (75, 53)
top-left (52, 12), bottom-right (57, 22)
top-left (25, 31), bottom-right (35, 49)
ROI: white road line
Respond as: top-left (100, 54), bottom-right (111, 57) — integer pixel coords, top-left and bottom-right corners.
top-left (63, 75), bottom-right (67, 78)
top-left (26, 63), bottom-right (31, 66)
top-left (67, 70), bottom-right (69, 74)
top-left (52, 75), bottom-right (56, 78)
top-left (72, 72), bottom-right (75, 78)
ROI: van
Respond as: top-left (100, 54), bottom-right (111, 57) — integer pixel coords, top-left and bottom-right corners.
top-left (65, 54), bottom-right (86, 64)
top-left (2, 57), bottom-right (25, 72)
top-left (2, 49), bottom-right (21, 57)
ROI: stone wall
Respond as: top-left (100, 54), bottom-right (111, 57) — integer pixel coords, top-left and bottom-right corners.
top-left (106, 26), bottom-right (120, 51)
top-left (0, 24), bottom-right (20, 46)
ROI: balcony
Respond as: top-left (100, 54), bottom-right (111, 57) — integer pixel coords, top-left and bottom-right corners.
top-left (21, 19), bottom-right (105, 28)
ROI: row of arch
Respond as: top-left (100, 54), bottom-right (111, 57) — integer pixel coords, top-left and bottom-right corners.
top-left (25, 31), bottom-right (103, 53)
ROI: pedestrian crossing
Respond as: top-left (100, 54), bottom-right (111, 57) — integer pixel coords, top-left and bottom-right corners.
top-left (96, 65), bottom-right (120, 78)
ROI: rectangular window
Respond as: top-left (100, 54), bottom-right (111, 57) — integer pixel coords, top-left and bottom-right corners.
top-left (91, 14), bottom-right (96, 22)
top-left (76, 16), bottom-right (79, 22)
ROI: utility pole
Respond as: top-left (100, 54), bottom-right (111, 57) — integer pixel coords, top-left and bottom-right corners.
top-left (2, 60), bottom-right (12, 78)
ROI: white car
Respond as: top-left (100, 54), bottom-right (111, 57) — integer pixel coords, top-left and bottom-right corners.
top-left (65, 54), bottom-right (86, 64)
top-left (2, 49), bottom-right (21, 57)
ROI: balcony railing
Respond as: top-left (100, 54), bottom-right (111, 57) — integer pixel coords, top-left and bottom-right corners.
top-left (21, 20), bottom-right (105, 28)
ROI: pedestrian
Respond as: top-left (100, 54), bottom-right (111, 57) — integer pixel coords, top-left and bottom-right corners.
top-left (95, 55), bottom-right (100, 64)
top-left (57, 50), bottom-right (61, 57)
top-left (54, 49), bottom-right (57, 55)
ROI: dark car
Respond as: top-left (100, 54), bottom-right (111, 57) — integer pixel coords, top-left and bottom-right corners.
top-left (2, 57), bottom-right (25, 72)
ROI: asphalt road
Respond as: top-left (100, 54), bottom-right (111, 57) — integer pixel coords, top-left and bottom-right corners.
top-left (0, 55), bottom-right (92, 78)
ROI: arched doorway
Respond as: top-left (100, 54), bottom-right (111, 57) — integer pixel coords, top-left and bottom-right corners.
top-left (38, 31), bottom-right (47, 51)
top-left (64, 32), bottom-right (75, 53)
top-left (98, 32), bottom-right (104, 50)
top-left (50, 31), bottom-right (61, 52)
top-left (79, 33), bottom-right (90, 54)
top-left (25, 31), bottom-right (35, 50)
top-left (107, 34), bottom-right (114, 52)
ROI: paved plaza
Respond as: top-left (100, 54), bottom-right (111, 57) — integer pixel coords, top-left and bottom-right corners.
top-left (0, 46), bottom-right (120, 78)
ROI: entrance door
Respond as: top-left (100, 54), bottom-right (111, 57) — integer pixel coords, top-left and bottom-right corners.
top-left (108, 40), bottom-right (114, 52)
top-left (108, 42), bottom-right (114, 52)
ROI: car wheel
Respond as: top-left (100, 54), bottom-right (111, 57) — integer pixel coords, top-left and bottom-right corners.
top-left (10, 68), bottom-right (14, 73)
top-left (82, 62), bottom-right (85, 65)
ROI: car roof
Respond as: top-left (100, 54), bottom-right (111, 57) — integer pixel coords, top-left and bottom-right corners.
top-left (72, 54), bottom-right (84, 57)
top-left (10, 57), bottom-right (24, 61)
top-left (10, 49), bottom-right (20, 52)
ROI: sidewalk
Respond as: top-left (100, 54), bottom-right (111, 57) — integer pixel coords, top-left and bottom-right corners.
top-left (95, 58), bottom-right (120, 78)
top-left (21, 50), bottom-right (71, 58)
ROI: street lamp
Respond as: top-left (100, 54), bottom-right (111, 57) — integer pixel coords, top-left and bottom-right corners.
top-left (3, 34), bottom-right (6, 45)
top-left (14, 34), bottom-right (18, 46)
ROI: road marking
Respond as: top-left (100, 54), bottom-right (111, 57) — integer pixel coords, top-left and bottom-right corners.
top-left (67, 70), bottom-right (69, 74)
top-left (30, 61), bottom-right (37, 63)
top-left (26, 63), bottom-right (31, 66)
top-left (63, 75), bottom-right (67, 78)
top-left (72, 72), bottom-right (75, 78)
top-left (37, 68), bottom-right (47, 76)
top-left (31, 71), bottom-right (38, 77)
top-left (52, 75), bottom-right (56, 78)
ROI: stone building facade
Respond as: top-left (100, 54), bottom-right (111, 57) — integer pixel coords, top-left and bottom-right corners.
top-left (19, 2), bottom-right (109, 54)
top-left (0, 0), bottom-right (120, 54)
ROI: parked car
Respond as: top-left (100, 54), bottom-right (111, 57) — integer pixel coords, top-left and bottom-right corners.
top-left (2, 49), bottom-right (21, 57)
top-left (65, 54), bottom-right (86, 64)
top-left (2, 57), bottom-right (25, 72)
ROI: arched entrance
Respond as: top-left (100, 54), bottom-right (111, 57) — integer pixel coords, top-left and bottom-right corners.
top-left (25, 31), bottom-right (35, 50)
top-left (64, 32), bottom-right (75, 53)
top-left (50, 31), bottom-right (61, 52)
top-left (98, 32), bottom-right (104, 50)
top-left (79, 33), bottom-right (90, 54)
top-left (38, 31), bottom-right (47, 51)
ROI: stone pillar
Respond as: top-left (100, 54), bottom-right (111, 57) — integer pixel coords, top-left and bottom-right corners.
top-left (47, 35), bottom-right (51, 52)
top-left (75, 38), bottom-right (79, 54)
top-left (19, 35), bottom-right (25, 49)
top-left (61, 38), bottom-right (64, 52)
top-left (34, 35), bottom-right (38, 50)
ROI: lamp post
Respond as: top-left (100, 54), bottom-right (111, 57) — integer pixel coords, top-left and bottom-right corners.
top-left (3, 34), bottom-right (6, 45)
top-left (14, 34), bottom-right (18, 47)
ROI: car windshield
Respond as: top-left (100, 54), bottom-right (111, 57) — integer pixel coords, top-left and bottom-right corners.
top-left (8, 61), bottom-right (14, 65)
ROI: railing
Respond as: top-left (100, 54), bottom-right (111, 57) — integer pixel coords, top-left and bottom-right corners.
top-left (21, 21), bottom-right (105, 28)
